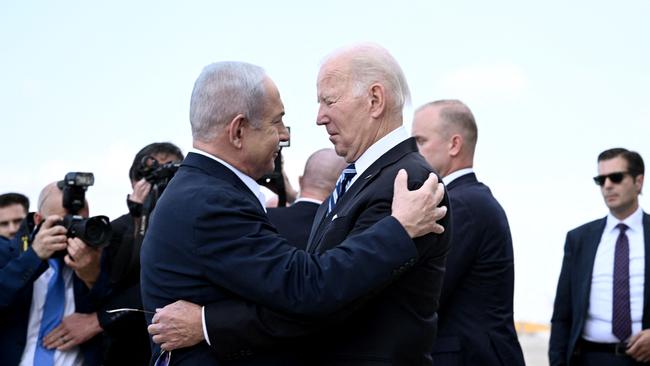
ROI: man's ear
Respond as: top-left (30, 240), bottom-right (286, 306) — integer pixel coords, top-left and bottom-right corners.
top-left (635, 174), bottom-right (644, 195)
top-left (33, 212), bottom-right (43, 226)
top-left (368, 83), bottom-right (386, 118)
top-left (449, 134), bottom-right (463, 157)
top-left (227, 114), bottom-right (247, 149)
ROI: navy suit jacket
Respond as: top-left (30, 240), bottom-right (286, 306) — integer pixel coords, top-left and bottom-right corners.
top-left (202, 138), bottom-right (452, 365)
top-left (0, 218), bottom-right (108, 366)
top-left (549, 212), bottom-right (650, 365)
top-left (140, 152), bottom-right (421, 365)
top-left (267, 201), bottom-right (320, 250)
top-left (431, 172), bottom-right (524, 366)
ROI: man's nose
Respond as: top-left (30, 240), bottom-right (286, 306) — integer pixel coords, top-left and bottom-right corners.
top-left (278, 125), bottom-right (289, 142)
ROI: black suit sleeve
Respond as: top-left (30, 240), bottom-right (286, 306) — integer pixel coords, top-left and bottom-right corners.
top-left (203, 177), bottom-right (451, 360)
top-left (549, 231), bottom-right (575, 366)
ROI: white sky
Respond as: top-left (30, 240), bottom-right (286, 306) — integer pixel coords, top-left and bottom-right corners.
top-left (2, 1), bottom-right (649, 323)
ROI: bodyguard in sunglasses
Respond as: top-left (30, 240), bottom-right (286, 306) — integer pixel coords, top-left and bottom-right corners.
top-left (550, 148), bottom-right (649, 365)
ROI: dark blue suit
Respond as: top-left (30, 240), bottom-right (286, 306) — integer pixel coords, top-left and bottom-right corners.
top-left (0, 218), bottom-right (107, 366)
top-left (140, 152), bottom-right (421, 365)
top-left (431, 172), bottom-right (524, 365)
top-left (201, 138), bottom-right (452, 365)
top-left (549, 212), bottom-right (650, 365)
top-left (267, 201), bottom-right (320, 250)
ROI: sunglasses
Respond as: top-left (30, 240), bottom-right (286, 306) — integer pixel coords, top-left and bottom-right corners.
top-left (593, 172), bottom-right (630, 186)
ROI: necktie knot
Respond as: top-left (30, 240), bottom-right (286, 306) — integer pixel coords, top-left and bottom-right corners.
top-left (616, 223), bottom-right (629, 234)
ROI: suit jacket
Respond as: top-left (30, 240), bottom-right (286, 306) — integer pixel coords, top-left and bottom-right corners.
top-left (140, 152), bottom-right (421, 365)
top-left (549, 212), bottom-right (650, 365)
top-left (267, 201), bottom-right (320, 249)
top-left (202, 138), bottom-right (452, 365)
top-left (0, 217), bottom-right (108, 366)
top-left (431, 172), bottom-right (524, 366)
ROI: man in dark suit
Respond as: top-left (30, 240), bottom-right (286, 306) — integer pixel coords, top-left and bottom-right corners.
top-left (412, 100), bottom-right (525, 365)
top-left (140, 58), bottom-right (448, 365)
top-left (0, 182), bottom-right (108, 366)
top-left (267, 148), bottom-right (345, 249)
top-left (550, 148), bottom-right (650, 365)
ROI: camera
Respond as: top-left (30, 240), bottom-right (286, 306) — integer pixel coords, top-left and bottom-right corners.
top-left (138, 155), bottom-right (180, 188)
top-left (55, 172), bottom-right (112, 248)
top-left (59, 214), bottom-right (112, 247)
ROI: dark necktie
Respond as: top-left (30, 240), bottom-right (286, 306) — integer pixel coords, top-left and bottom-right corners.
top-left (33, 258), bottom-right (66, 365)
top-left (328, 164), bottom-right (356, 214)
top-left (612, 223), bottom-right (632, 341)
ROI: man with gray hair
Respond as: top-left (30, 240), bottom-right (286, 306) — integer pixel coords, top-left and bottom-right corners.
top-left (141, 59), bottom-right (448, 365)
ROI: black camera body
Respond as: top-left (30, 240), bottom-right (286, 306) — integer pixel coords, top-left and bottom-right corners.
top-left (55, 172), bottom-right (112, 248)
top-left (139, 156), bottom-right (180, 188)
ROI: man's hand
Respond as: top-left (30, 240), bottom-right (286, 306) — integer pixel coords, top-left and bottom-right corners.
top-left (43, 312), bottom-right (102, 351)
top-left (129, 178), bottom-right (152, 204)
top-left (391, 170), bottom-right (447, 238)
top-left (32, 215), bottom-right (68, 260)
top-left (627, 329), bottom-right (650, 362)
top-left (64, 238), bottom-right (102, 289)
top-left (149, 300), bottom-right (204, 351)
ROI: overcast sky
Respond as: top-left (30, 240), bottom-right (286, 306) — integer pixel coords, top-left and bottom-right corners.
top-left (2, 0), bottom-right (649, 323)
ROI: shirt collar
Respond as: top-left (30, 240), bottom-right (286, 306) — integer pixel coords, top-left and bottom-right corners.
top-left (294, 197), bottom-right (323, 205)
top-left (352, 126), bottom-right (409, 181)
top-left (605, 205), bottom-right (644, 234)
top-left (190, 148), bottom-right (267, 212)
top-left (442, 167), bottom-right (474, 185)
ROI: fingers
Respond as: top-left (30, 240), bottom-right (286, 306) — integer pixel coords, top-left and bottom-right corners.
top-left (42, 215), bottom-right (63, 230)
top-left (43, 325), bottom-right (65, 349)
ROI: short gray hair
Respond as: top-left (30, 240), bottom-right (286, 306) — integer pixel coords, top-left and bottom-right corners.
top-left (325, 43), bottom-right (411, 113)
top-left (189, 61), bottom-right (268, 142)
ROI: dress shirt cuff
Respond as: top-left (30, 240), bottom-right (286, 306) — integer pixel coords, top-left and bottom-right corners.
top-left (202, 306), bottom-right (211, 346)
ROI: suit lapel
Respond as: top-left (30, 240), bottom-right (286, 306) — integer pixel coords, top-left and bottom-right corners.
top-left (642, 213), bottom-right (650, 327)
top-left (306, 138), bottom-right (418, 253)
top-left (576, 218), bottom-right (607, 327)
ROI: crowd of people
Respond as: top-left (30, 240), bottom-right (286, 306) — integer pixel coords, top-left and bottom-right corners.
top-left (0, 42), bottom-right (647, 366)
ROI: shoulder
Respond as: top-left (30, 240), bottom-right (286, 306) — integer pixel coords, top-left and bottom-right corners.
top-left (567, 217), bottom-right (606, 237)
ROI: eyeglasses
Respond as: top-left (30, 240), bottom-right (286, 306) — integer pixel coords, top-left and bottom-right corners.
top-left (593, 172), bottom-right (629, 186)
top-left (154, 350), bottom-right (171, 366)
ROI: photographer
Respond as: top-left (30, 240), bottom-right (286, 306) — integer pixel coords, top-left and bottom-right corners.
top-left (99, 142), bottom-right (183, 365)
top-left (0, 180), bottom-right (109, 366)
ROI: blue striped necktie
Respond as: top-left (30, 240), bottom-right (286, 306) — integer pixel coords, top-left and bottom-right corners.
top-left (33, 258), bottom-right (66, 366)
top-left (328, 164), bottom-right (356, 214)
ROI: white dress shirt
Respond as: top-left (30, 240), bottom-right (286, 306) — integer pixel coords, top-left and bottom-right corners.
top-left (442, 167), bottom-right (474, 186)
top-left (19, 264), bottom-right (84, 366)
top-left (350, 126), bottom-right (409, 187)
top-left (583, 206), bottom-right (645, 342)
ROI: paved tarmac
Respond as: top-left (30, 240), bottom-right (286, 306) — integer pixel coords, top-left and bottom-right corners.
top-left (520, 331), bottom-right (549, 366)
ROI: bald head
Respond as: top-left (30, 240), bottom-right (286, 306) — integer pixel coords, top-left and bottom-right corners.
top-left (36, 182), bottom-right (88, 223)
top-left (412, 100), bottom-right (477, 177)
top-left (299, 148), bottom-right (347, 201)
